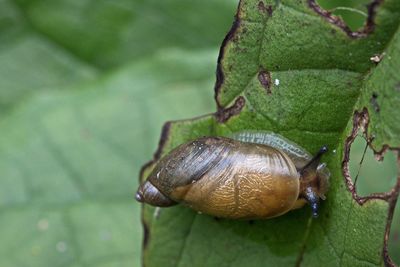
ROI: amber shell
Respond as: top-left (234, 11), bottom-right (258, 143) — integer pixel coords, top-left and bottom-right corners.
top-left (147, 136), bottom-right (300, 219)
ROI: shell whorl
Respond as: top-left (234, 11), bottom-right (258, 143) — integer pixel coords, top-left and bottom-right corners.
top-left (137, 133), bottom-right (330, 219)
top-left (146, 136), bottom-right (300, 219)
top-left (147, 137), bottom-right (234, 196)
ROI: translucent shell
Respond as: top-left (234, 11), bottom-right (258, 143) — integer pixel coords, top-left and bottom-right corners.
top-left (230, 130), bottom-right (330, 200)
top-left (136, 131), bottom-right (330, 219)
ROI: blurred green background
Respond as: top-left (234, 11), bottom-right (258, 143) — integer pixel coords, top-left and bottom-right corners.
top-left (0, 0), bottom-right (397, 266)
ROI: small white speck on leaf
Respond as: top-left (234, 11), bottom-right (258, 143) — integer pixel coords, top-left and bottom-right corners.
top-left (370, 53), bottom-right (386, 63)
top-left (56, 241), bottom-right (67, 253)
top-left (37, 219), bottom-right (49, 231)
top-left (370, 55), bottom-right (380, 63)
top-left (332, 149), bottom-right (337, 154)
top-left (274, 79), bottom-right (280, 86)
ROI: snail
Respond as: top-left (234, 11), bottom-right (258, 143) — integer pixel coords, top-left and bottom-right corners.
top-left (136, 131), bottom-right (330, 219)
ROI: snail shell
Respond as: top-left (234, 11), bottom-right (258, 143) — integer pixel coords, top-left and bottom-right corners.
top-left (136, 132), bottom-right (330, 219)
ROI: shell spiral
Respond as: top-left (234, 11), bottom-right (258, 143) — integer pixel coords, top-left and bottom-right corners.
top-left (145, 136), bottom-right (300, 219)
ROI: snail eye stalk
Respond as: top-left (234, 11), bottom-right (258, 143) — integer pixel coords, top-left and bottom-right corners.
top-left (300, 145), bottom-right (328, 175)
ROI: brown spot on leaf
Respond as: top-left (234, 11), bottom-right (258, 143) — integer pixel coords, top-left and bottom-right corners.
top-left (258, 69), bottom-right (272, 94)
top-left (258, 1), bottom-right (273, 16)
top-left (370, 92), bottom-right (380, 112)
top-left (258, 1), bottom-right (265, 12)
top-left (266, 5), bottom-right (273, 16)
top-left (215, 0), bottom-right (273, 109)
top-left (216, 96), bottom-right (246, 123)
top-left (308, 0), bottom-right (383, 38)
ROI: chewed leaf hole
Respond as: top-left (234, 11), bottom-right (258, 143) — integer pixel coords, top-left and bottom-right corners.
top-left (349, 135), bottom-right (397, 196)
top-left (349, 135), bottom-right (400, 265)
top-left (317, 0), bottom-right (370, 31)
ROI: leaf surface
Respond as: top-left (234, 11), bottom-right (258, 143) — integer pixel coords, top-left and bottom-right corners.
top-left (141, 0), bottom-right (400, 266)
top-left (0, 0), bottom-right (238, 265)
top-left (0, 49), bottom-right (219, 267)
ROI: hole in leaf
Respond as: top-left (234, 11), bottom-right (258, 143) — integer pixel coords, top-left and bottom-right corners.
top-left (349, 135), bottom-right (399, 264)
top-left (349, 136), bottom-right (397, 196)
top-left (317, 0), bottom-right (370, 31)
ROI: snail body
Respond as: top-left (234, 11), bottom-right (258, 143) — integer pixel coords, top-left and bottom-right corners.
top-left (136, 131), bottom-right (330, 219)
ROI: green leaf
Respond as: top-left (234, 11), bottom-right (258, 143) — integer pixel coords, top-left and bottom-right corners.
top-left (13, 0), bottom-right (238, 68)
top-left (0, 48), bottom-right (218, 267)
top-left (0, 0), bottom-right (236, 111)
top-left (0, 1), bottom-right (98, 112)
top-left (141, 0), bottom-right (400, 266)
top-left (0, 0), bottom-right (239, 266)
